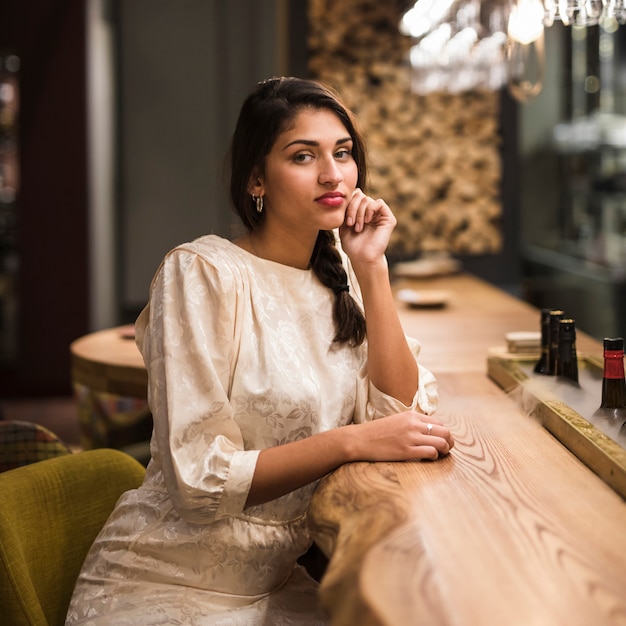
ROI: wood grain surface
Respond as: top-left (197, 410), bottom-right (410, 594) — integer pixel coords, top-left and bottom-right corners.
top-left (309, 273), bottom-right (626, 626)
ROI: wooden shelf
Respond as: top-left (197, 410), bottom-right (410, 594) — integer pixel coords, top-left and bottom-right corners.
top-left (488, 352), bottom-right (626, 500)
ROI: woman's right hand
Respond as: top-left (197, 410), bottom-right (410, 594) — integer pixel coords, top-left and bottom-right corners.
top-left (346, 411), bottom-right (454, 462)
top-left (247, 411), bottom-right (454, 508)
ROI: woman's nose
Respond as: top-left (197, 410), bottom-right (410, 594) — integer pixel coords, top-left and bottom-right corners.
top-left (318, 157), bottom-right (343, 185)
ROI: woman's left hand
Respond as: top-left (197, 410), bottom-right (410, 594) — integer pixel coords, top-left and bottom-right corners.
top-left (339, 188), bottom-right (396, 264)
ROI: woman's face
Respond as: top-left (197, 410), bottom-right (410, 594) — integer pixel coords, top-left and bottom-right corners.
top-left (256, 107), bottom-right (359, 237)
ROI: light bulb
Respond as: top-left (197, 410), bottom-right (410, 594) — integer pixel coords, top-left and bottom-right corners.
top-left (399, 0), bottom-right (455, 38)
top-left (507, 28), bottom-right (545, 102)
top-left (509, 0), bottom-right (545, 43)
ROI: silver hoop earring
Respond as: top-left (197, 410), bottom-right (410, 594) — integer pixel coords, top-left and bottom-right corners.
top-left (254, 195), bottom-right (264, 213)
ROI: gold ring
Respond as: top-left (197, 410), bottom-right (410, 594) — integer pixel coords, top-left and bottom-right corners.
top-left (426, 423), bottom-right (433, 436)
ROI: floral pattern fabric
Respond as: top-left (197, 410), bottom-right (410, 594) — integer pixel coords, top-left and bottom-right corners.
top-left (66, 235), bottom-right (438, 625)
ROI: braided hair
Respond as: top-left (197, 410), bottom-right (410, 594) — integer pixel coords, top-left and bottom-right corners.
top-left (228, 77), bottom-right (367, 346)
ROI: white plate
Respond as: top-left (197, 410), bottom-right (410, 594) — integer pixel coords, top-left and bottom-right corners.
top-left (396, 288), bottom-right (450, 308)
top-left (392, 256), bottom-right (461, 278)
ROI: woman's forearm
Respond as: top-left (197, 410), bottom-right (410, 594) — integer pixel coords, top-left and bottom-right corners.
top-left (246, 410), bottom-right (453, 508)
top-left (245, 427), bottom-right (352, 507)
top-left (352, 259), bottom-right (419, 405)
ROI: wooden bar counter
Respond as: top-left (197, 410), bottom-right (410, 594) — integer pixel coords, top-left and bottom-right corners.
top-left (308, 273), bottom-right (626, 626)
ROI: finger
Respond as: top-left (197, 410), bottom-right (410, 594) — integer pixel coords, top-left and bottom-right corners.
top-left (417, 414), bottom-right (445, 426)
top-left (411, 446), bottom-right (440, 461)
top-left (353, 195), bottom-right (371, 233)
top-left (364, 199), bottom-right (387, 224)
top-left (420, 426), bottom-right (450, 448)
top-left (344, 189), bottom-right (364, 227)
top-left (419, 421), bottom-right (453, 454)
top-left (348, 190), bottom-right (382, 233)
top-left (406, 423), bottom-right (451, 454)
top-left (422, 422), bottom-right (446, 437)
top-left (363, 203), bottom-right (377, 226)
top-left (446, 430), bottom-right (455, 449)
top-left (419, 418), bottom-right (451, 441)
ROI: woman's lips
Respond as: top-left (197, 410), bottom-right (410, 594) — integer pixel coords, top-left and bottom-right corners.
top-left (316, 193), bottom-right (345, 207)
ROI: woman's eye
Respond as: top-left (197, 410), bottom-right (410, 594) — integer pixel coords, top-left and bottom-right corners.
top-left (335, 149), bottom-right (352, 159)
top-left (294, 153), bottom-right (313, 163)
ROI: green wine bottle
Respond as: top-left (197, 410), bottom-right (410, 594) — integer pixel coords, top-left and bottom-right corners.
top-left (555, 318), bottom-right (579, 385)
top-left (546, 309), bottom-right (564, 375)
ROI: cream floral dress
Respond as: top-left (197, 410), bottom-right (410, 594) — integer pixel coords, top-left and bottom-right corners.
top-left (66, 234), bottom-right (438, 625)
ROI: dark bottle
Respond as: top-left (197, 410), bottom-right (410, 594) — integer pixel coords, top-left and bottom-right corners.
top-left (555, 318), bottom-right (579, 385)
top-left (592, 337), bottom-right (626, 435)
top-left (546, 309), bottom-right (564, 375)
top-left (534, 308), bottom-right (553, 374)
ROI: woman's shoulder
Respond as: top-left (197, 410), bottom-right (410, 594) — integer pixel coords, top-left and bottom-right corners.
top-left (174, 234), bottom-right (241, 262)
top-left (162, 234), bottom-right (248, 274)
top-left (152, 234), bottom-right (249, 294)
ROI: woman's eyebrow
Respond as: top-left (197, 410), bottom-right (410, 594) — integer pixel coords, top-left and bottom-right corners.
top-left (282, 137), bottom-right (352, 151)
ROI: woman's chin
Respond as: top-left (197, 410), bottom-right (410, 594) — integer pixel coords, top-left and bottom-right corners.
top-left (321, 211), bottom-right (347, 231)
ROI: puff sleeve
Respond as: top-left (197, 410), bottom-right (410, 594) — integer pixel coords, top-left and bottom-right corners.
top-left (135, 246), bottom-right (259, 524)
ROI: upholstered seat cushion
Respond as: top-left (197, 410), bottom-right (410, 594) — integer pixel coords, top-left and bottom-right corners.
top-left (0, 448), bottom-right (146, 626)
top-left (0, 420), bottom-right (72, 473)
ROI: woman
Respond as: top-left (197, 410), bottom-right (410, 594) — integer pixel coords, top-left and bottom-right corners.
top-left (66, 77), bottom-right (454, 625)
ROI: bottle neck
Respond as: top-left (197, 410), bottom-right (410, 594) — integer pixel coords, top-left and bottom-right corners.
top-left (603, 350), bottom-right (625, 380)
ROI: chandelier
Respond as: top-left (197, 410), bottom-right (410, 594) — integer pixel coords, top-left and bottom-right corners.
top-left (544, 0), bottom-right (625, 25)
top-left (400, 0), bottom-right (624, 103)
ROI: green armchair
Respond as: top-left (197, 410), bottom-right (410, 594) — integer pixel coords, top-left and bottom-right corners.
top-left (0, 448), bottom-right (146, 626)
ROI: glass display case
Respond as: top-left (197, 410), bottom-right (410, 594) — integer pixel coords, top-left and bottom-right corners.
top-left (522, 23), bottom-right (626, 341)
top-left (552, 113), bottom-right (626, 268)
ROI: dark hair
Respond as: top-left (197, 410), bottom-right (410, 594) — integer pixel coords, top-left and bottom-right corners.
top-left (229, 77), bottom-right (366, 346)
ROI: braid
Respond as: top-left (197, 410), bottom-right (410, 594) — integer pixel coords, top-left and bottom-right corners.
top-left (311, 231), bottom-right (366, 346)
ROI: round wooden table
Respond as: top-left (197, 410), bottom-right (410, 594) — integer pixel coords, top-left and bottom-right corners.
top-left (70, 325), bottom-right (147, 399)
top-left (70, 325), bottom-right (151, 460)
